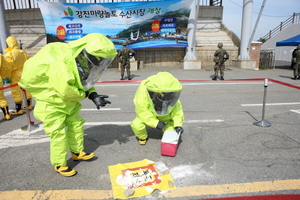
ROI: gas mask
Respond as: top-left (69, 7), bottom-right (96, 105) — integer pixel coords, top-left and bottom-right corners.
top-left (75, 49), bottom-right (113, 89)
top-left (148, 91), bottom-right (180, 115)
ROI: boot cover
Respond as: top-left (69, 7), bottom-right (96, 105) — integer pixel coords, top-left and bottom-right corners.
top-left (11, 103), bottom-right (23, 115)
top-left (22, 98), bottom-right (33, 110)
top-left (54, 166), bottom-right (77, 177)
top-left (72, 151), bottom-right (95, 161)
top-left (138, 139), bottom-right (147, 145)
top-left (1, 107), bottom-right (11, 120)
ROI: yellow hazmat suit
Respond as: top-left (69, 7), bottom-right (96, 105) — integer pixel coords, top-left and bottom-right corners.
top-left (4, 36), bottom-right (32, 114)
top-left (0, 54), bottom-right (11, 120)
top-left (131, 72), bottom-right (184, 144)
top-left (19, 33), bottom-right (117, 177)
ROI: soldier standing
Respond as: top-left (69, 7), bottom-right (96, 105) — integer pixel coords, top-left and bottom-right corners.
top-left (291, 44), bottom-right (300, 80)
top-left (118, 41), bottom-right (135, 80)
top-left (213, 42), bottom-right (229, 80)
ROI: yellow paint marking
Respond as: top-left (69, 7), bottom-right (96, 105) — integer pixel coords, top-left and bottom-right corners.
top-left (1, 179), bottom-right (300, 200)
top-left (0, 190), bottom-right (113, 200)
top-left (164, 179), bottom-right (300, 197)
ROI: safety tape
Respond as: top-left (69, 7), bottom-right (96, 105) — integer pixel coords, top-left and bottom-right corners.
top-left (0, 83), bottom-right (18, 91)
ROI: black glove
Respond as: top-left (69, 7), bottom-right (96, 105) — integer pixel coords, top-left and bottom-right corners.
top-left (88, 92), bottom-right (111, 110)
top-left (156, 121), bottom-right (165, 129)
top-left (175, 127), bottom-right (184, 134)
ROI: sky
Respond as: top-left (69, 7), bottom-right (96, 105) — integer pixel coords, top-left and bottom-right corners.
top-left (221, 0), bottom-right (300, 40)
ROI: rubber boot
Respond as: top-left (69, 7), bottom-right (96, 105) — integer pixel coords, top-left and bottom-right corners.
top-left (27, 98), bottom-right (33, 110)
top-left (11, 103), bottom-right (24, 115)
top-left (54, 166), bottom-right (77, 177)
top-left (1, 106), bottom-right (11, 120)
top-left (22, 98), bottom-right (33, 110)
top-left (71, 151), bottom-right (95, 161)
top-left (139, 139), bottom-right (147, 145)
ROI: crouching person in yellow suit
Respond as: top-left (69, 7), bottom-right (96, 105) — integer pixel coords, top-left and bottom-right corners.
top-left (4, 36), bottom-right (32, 115)
top-left (131, 72), bottom-right (184, 145)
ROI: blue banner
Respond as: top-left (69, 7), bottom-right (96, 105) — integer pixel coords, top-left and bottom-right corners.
top-left (37, 0), bottom-right (193, 50)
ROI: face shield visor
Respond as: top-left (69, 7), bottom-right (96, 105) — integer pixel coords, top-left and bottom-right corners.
top-left (75, 49), bottom-right (113, 89)
top-left (148, 91), bottom-right (181, 115)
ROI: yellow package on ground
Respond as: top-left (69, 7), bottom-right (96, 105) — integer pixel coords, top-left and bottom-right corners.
top-left (108, 159), bottom-right (176, 199)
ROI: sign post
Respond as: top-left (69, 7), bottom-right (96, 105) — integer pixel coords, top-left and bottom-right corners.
top-left (254, 78), bottom-right (271, 127)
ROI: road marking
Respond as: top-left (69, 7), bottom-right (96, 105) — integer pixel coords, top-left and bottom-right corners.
top-left (241, 102), bottom-right (300, 106)
top-left (181, 82), bottom-right (265, 86)
top-left (85, 119), bottom-right (224, 126)
top-left (185, 119), bottom-right (224, 123)
top-left (96, 82), bottom-right (264, 87)
top-left (82, 108), bottom-right (121, 111)
top-left (290, 109), bottom-right (300, 114)
top-left (164, 179), bottom-right (300, 198)
top-left (0, 179), bottom-right (299, 199)
top-left (85, 121), bottom-right (131, 126)
top-left (0, 119), bottom-right (224, 149)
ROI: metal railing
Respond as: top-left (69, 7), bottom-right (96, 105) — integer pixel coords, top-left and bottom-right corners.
top-left (260, 13), bottom-right (300, 42)
top-left (3, 0), bottom-right (223, 10)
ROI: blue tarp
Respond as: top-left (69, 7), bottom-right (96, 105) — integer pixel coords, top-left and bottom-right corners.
top-left (276, 34), bottom-right (300, 46)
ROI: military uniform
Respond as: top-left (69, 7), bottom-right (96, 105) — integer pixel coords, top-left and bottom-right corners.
top-left (292, 44), bottom-right (300, 80)
top-left (118, 41), bottom-right (135, 80)
top-left (213, 43), bottom-right (229, 80)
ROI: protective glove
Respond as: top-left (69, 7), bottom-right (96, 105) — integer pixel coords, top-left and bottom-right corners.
top-left (175, 127), bottom-right (184, 135)
top-left (88, 92), bottom-right (111, 110)
top-left (156, 121), bottom-right (165, 129)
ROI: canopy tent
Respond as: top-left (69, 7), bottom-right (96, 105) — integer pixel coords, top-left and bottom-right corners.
top-left (276, 34), bottom-right (300, 46)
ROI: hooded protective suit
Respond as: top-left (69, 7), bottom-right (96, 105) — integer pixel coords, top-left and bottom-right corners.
top-left (19, 33), bottom-right (117, 167)
top-left (130, 72), bottom-right (184, 141)
top-left (0, 54), bottom-right (11, 120)
top-left (0, 54), bottom-right (9, 107)
top-left (4, 36), bottom-right (32, 110)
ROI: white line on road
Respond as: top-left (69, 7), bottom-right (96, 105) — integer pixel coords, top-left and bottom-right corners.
top-left (0, 119), bottom-right (224, 149)
top-left (84, 119), bottom-right (224, 126)
top-left (184, 119), bottom-right (224, 123)
top-left (96, 82), bottom-right (264, 87)
top-left (82, 108), bottom-right (121, 111)
top-left (290, 109), bottom-right (300, 114)
top-left (241, 102), bottom-right (300, 106)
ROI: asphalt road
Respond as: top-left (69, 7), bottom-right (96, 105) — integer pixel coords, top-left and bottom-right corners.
top-left (0, 62), bottom-right (300, 200)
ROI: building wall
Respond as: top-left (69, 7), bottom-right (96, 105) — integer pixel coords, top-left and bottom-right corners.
top-left (5, 8), bottom-right (43, 27)
top-left (261, 23), bottom-right (300, 62)
top-left (198, 6), bottom-right (223, 20)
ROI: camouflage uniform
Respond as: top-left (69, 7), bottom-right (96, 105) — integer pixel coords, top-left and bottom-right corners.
top-left (118, 41), bottom-right (135, 80)
top-left (213, 43), bottom-right (229, 80)
top-left (292, 44), bottom-right (300, 80)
